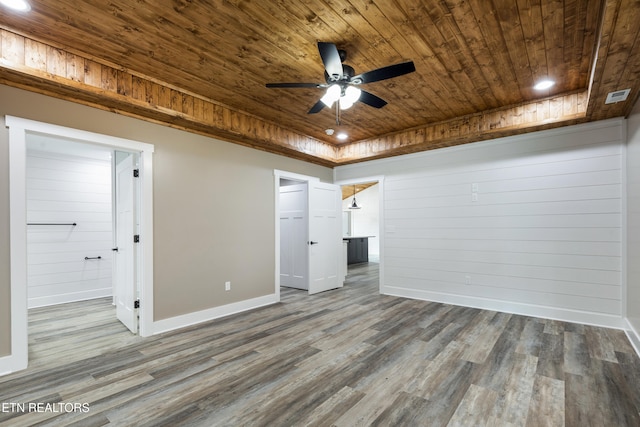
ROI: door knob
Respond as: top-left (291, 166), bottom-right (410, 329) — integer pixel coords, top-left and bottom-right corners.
top-left (308, 241), bottom-right (318, 245)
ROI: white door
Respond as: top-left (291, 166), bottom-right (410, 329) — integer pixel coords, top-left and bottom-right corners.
top-left (113, 152), bottom-right (138, 333)
top-left (280, 183), bottom-right (308, 289)
top-left (308, 181), bottom-right (343, 294)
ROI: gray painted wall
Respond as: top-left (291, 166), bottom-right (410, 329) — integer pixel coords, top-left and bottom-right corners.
top-left (0, 84), bottom-right (332, 358)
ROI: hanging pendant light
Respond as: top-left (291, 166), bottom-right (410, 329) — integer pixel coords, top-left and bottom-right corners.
top-left (349, 185), bottom-right (361, 209)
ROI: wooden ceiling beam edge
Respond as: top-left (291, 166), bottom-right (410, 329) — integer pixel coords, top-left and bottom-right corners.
top-left (0, 29), bottom-right (338, 167)
top-left (584, 0), bottom-right (640, 122)
top-left (335, 91), bottom-right (589, 165)
top-left (0, 28), bottom-right (605, 168)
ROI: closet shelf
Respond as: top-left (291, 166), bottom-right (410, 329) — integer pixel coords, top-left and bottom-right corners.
top-left (27, 222), bottom-right (77, 226)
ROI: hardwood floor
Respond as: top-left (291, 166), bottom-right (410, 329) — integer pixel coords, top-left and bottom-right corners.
top-left (1, 261), bottom-right (640, 426)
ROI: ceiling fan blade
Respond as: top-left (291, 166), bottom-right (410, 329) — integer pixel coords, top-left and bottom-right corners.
top-left (359, 90), bottom-right (388, 108)
top-left (317, 42), bottom-right (343, 81)
top-left (266, 82), bottom-right (323, 88)
top-left (308, 100), bottom-right (326, 114)
top-left (352, 61), bottom-right (416, 84)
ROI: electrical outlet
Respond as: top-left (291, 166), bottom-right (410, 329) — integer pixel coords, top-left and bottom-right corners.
top-left (471, 183), bottom-right (479, 192)
top-left (465, 275), bottom-right (471, 285)
top-left (225, 281), bottom-right (231, 291)
top-left (472, 193), bottom-right (478, 202)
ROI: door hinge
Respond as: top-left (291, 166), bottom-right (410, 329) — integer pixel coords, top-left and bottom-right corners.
top-left (134, 299), bottom-right (140, 309)
top-left (134, 234), bottom-right (140, 243)
top-left (133, 169), bottom-right (139, 178)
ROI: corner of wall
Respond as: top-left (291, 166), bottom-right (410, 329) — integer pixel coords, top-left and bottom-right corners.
top-left (625, 318), bottom-right (640, 357)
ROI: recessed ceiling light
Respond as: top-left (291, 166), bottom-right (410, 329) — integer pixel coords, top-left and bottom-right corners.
top-left (336, 132), bottom-right (348, 141)
top-left (534, 80), bottom-right (555, 90)
top-left (0, 0), bottom-right (30, 11)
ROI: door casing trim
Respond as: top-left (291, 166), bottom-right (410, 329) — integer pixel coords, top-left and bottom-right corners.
top-left (4, 116), bottom-right (154, 375)
top-left (273, 170), bottom-right (320, 301)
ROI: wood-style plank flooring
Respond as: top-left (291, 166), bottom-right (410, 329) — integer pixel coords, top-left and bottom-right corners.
top-left (1, 261), bottom-right (640, 426)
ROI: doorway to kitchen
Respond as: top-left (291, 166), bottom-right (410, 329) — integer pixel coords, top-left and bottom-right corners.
top-left (337, 177), bottom-right (384, 292)
top-left (275, 170), bottom-right (343, 298)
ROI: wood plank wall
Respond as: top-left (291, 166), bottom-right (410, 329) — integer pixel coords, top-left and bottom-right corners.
top-left (626, 105), bottom-right (640, 342)
top-left (337, 91), bottom-right (589, 163)
top-left (26, 149), bottom-right (113, 307)
top-left (336, 119), bottom-right (624, 327)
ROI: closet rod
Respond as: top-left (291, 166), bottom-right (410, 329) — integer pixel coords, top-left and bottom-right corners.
top-left (27, 222), bottom-right (77, 226)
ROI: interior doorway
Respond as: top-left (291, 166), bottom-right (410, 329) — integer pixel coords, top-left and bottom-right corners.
top-left (336, 177), bottom-right (384, 292)
top-left (341, 181), bottom-right (380, 262)
top-left (25, 136), bottom-right (115, 309)
top-left (274, 170), bottom-right (344, 297)
top-left (25, 138), bottom-right (139, 330)
top-left (279, 178), bottom-right (309, 290)
top-left (5, 116), bottom-right (154, 375)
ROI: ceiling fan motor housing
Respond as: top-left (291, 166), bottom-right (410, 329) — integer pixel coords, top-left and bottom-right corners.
top-left (325, 64), bottom-right (356, 84)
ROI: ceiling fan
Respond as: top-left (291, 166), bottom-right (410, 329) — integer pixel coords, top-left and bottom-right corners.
top-left (266, 42), bottom-right (416, 116)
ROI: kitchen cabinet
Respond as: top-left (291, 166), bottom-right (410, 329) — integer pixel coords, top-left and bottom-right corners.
top-left (343, 236), bottom-right (371, 264)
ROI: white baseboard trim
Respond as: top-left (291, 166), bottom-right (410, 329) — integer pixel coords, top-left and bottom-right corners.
top-left (382, 285), bottom-right (625, 330)
top-left (624, 318), bottom-right (640, 357)
top-left (151, 293), bottom-right (278, 335)
top-left (0, 355), bottom-right (13, 376)
top-left (28, 289), bottom-right (112, 309)
top-left (0, 353), bottom-right (27, 377)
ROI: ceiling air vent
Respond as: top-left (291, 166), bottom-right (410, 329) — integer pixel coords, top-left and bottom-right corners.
top-left (605, 88), bottom-right (631, 104)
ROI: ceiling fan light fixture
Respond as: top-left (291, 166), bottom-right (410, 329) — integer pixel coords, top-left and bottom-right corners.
top-left (266, 42), bottom-right (416, 116)
top-left (340, 86), bottom-right (361, 109)
top-left (321, 84), bottom-right (341, 107)
top-left (339, 96), bottom-right (354, 110)
top-left (344, 86), bottom-right (361, 103)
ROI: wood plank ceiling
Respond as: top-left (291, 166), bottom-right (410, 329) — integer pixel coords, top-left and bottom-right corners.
top-left (342, 181), bottom-right (377, 201)
top-left (1, 0), bottom-right (639, 166)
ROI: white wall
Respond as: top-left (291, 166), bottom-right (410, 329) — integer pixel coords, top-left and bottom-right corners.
top-left (26, 142), bottom-right (113, 307)
top-left (336, 119), bottom-right (625, 328)
top-left (342, 184), bottom-right (380, 256)
top-left (626, 103), bottom-right (640, 349)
